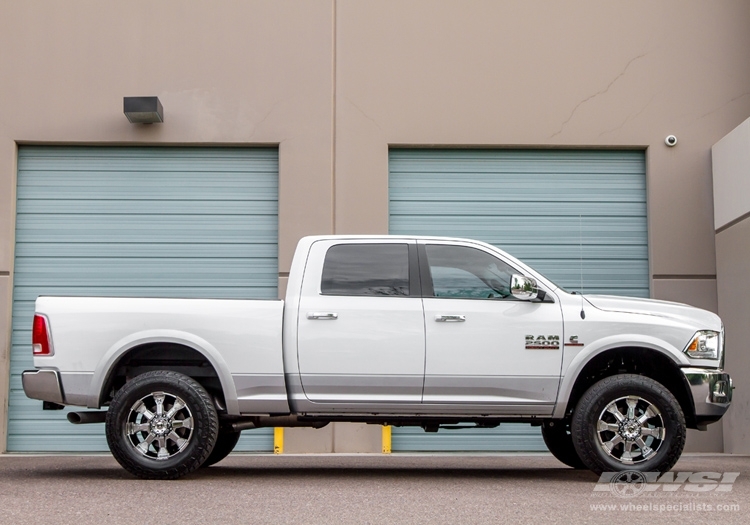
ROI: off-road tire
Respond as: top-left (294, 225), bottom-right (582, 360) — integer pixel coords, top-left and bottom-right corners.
top-left (541, 420), bottom-right (587, 469)
top-left (105, 370), bottom-right (219, 480)
top-left (571, 374), bottom-right (685, 475)
top-left (201, 428), bottom-right (241, 467)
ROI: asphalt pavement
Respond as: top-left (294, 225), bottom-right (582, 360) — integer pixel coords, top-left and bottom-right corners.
top-left (0, 453), bottom-right (747, 524)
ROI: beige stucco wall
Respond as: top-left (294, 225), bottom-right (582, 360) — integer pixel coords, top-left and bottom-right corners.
top-left (716, 222), bottom-right (750, 454)
top-left (712, 117), bottom-right (750, 454)
top-left (713, 118), bottom-right (750, 230)
top-left (1, 0), bottom-right (750, 453)
top-left (0, 0), bottom-right (337, 452)
top-left (0, 0), bottom-right (336, 271)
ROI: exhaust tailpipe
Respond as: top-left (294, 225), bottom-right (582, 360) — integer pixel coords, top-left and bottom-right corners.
top-left (231, 415), bottom-right (328, 432)
top-left (67, 411), bottom-right (107, 424)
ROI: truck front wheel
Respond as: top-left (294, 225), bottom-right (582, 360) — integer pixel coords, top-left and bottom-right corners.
top-left (105, 371), bottom-right (219, 479)
top-left (571, 374), bottom-right (686, 474)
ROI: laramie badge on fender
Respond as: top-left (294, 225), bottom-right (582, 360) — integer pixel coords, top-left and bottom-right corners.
top-left (525, 335), bottom-right (560, 350)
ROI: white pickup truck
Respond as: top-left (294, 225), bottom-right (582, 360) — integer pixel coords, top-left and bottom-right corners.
top-left (22, 235), bottom-right (732, 479)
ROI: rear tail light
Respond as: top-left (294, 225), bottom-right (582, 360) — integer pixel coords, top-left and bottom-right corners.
top-left (32, 314), bottom-right (54, 356)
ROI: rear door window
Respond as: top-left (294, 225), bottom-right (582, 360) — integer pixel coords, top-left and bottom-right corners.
top-left (321, 243), bottom-right (410, 296)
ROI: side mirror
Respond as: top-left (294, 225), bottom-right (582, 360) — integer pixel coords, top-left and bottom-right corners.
top-left (510, 274), bottom-right (539, 301)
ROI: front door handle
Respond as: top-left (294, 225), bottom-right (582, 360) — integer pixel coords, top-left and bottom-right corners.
top-left (307, 312), bottom-right (338, 320)
top-left (435, 314), bottom-right (466, 322)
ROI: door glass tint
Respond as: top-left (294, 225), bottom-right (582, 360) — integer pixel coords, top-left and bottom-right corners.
top-left (321, 244), bottom-right (410, 296)
top-left (425, 244), bottom-right (516, 299)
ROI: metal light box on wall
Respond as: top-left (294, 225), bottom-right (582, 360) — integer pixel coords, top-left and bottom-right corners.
top-left (123, 96), bottom-right (164, 123)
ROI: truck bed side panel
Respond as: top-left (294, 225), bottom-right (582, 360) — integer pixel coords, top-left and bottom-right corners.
top-left (34, 296), bottom-right (286, 414)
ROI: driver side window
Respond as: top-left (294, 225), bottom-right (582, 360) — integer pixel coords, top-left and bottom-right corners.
top-left (424, 244), bottom-right (516, 300)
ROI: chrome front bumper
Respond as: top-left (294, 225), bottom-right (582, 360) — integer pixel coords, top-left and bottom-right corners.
top-left (22, 369), bottom-right (64, 404)
top-left (682, 368), bottom-right (732, 421)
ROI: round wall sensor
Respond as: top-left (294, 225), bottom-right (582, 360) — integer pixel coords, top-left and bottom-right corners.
top-left (665, 135), bottom-right (677, 147)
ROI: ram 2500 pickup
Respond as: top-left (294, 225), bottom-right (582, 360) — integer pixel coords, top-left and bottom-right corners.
top-left (22, 235), bottom-right (732, 479)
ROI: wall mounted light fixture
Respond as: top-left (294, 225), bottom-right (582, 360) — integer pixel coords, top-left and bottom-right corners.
top-left (124, 96), bottom-right (164, 124)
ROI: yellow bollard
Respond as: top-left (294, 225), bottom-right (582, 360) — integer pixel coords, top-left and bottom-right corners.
top-left (274, 427), bottom-right (284, 454)
top-left (382, 425), bottom-right (392, 454)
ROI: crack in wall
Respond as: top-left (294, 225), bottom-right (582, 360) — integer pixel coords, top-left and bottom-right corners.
top-left (550, 53), bottom-right (648, 139)
top-left (249, 99), bottom-right (284, 139)
top-left (598, 93), bottom-right (657, 138)
top-left (345, 97), bottom-right (385, 134)
top-left (695, 91), bottom-right (750, 122)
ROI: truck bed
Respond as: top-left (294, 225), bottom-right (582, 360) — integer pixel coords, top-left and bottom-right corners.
top-left (33, 296), bottom-right (287, 414)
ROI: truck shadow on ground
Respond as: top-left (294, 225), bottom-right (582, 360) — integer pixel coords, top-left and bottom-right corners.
top-left (11, 455), bottom-right (746, 484)
top-left (197, 465), bottom-right (598, 482)
top-left (1, 463), bottom-right (598, 483)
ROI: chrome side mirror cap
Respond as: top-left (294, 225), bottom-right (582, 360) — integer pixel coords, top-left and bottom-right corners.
top-left (510, 274), bottom-right (539, 300)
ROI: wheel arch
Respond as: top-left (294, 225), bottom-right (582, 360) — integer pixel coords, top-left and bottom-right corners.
top-left (556, 346), bottom-right (696, 429)
top-left (88, 330), bottom-right (239, 415)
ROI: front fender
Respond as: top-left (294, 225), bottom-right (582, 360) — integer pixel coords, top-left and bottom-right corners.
top-left (552, 334), bottom-right (689, 419)
top-left (87, 329), bottom-right (240, 415)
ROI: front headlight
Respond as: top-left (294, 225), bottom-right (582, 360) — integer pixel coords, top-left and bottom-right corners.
top-left (684, 330), bottom-right (721, 359)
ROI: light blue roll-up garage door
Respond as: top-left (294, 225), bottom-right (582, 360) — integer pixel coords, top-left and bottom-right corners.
top-left (9, 146), bottom-right (278, 452)
top-left (389, 149), bottom-right (648, 452)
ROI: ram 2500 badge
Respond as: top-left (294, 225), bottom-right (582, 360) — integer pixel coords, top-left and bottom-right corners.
top-left (22, 236), bottom-right (732, 479)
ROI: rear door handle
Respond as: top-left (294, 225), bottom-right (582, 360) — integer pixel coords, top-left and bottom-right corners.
top-left (435, 314), bottom-right (465, 322)
top-left (307, 312), bottom-right (338, 320)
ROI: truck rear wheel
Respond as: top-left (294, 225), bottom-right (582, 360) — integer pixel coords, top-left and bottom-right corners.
top-left (571, 374), bottom-right (685, 474)
top-left (105, 370), bottom-right (219, 479)
top-left (541, 420), bottom-right (586, 469)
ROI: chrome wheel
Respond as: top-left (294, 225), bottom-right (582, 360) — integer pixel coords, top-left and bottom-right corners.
top-left (125, 391), bottom-right (194, 460)
top-left (596, 395), bottom-right (665, 465)
top-left (107, 371), bottom-right (218, 479)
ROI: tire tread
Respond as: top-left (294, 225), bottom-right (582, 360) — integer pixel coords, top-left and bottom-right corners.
top-left (105, 370), bottom-right (219, 480)
top-left (571, 374), bottom-right (685, 475)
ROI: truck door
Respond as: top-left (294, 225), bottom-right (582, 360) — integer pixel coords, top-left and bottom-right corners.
top-left (419, 241), bottom-right (563, 415)
top-left (297, 239), bottom-right (426, 408)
